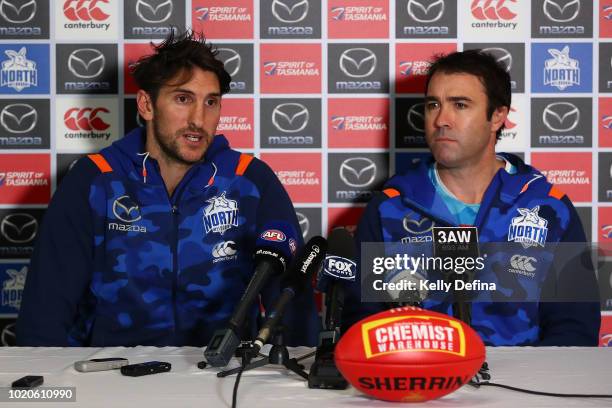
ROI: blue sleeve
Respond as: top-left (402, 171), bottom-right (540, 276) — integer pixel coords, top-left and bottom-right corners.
top-left (538, 198), bottom-right (600, 346)
top-left (244, 159), bottom-right (320, 346)
top-left (16, 158), bottom-right (99, 346)
top-left (341, 193), bottom-right (387, 334)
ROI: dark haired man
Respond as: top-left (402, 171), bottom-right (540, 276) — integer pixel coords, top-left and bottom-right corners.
top-left (17, 32), bottom-right (318, 347)
top-left (343, 50), bottom-right (600, 346)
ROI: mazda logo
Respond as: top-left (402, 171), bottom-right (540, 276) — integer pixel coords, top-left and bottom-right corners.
top-left (68, 48), bottom-right (105, 79)
top-left (296, 212), bottom-right (309, 238)
top-left (0, 0), bottom-right (36, 24)
top-left (543, 0), bottom-right (580, 23)
top-left (135, 0), bottom-right (172, 23)
top-left (339, 157), bottom-right (377, 188)
top-left (217, 48), bottom-right (241, 78)
top-left (403, 213), bottom-right (435, 235)
top-left (406, 0), bottom-right (445, 23)
top-left (542, 102), bottom-right (580, 132)
top-left (272, 103), bottom-right (309, 133)
top-left (406, 103), bottom-right (425, 133)
top-left (1, 323), bottom-right (16, 347)
top-left (271, 0), bottom-right (309, 23)
top-left (0, 213), bottom-right (38, 244)
top-left (0, 103), bottom-right (37, 134)
top-left (481, 47), bottom-right (513, 72)
top-left (112, 195), bottom-right (142, 223)
top-left (339, 48), bottom-right (377, 78)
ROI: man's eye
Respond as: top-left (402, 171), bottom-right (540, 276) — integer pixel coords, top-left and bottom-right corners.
top-left (206, 98), bottom-right (219, 107)
top-left (456, 102), bottom-right (467, 109)
top-left (425, 102), bottom-right (439, 110)
top-left (176, 95), bottom-right (191, 103)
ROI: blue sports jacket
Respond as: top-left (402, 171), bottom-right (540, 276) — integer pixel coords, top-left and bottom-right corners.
top-left (343, 154), bottom-right (600, 346)
top-left (17, 128), bottom-right (319, 347)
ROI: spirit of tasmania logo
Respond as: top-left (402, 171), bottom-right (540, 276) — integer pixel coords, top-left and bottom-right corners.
top-left (508, 206), bottom-right (549, 248)
top-left (202, 192), bottom-right (239, 235)
top-left (361, 315), bottom-right (465, 359)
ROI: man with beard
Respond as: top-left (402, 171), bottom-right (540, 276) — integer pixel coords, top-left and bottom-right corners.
top-left (343, 50), bottom-right (600, 346)
top-left (17, 32), bottom-right (318, 347)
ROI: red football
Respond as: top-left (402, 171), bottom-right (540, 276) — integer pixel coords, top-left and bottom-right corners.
top-left (335, 306), bottom-right (485, 402)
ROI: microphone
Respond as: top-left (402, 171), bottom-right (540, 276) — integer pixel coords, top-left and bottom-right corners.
top-left (319, 228), bottom-right (357, 332)
top-left (252, 236), bottom-right (327, 354)
top-left (204, 222), bottom-right (297, 367)
top-left (384, 268), bottom-right (428, 307)
top-left (308, 227), bottom-right (355, 390)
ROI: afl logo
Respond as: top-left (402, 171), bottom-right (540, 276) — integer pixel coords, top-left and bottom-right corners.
top-left (261, 229), bottom-right (286, 242)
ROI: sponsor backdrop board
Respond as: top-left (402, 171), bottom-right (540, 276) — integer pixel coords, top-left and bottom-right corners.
top-left (1, 0), bottom-right (611, 342)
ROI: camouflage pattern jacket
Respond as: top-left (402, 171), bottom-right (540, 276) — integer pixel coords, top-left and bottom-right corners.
top-left (343, 154), bottom-right (600, 346)
top-left (17, 128), bottom-right (319, 347)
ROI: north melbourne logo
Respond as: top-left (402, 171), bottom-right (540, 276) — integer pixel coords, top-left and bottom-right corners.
top-left (1, 265), bottom-right (26, 310)
top-left (544, 46), bottom-right (580, 90)
top-left (508, 206), bottom-right (549, 248)
top-left (0, 47), bottom-right (37, 92)
top-left (203, 192), bottom-right (239, 235)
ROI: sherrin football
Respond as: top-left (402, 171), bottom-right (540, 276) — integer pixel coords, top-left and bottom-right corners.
top-left (335, 307), bottom-right (485, 402)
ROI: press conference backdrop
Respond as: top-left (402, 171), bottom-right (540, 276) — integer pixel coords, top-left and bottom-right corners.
top-left (0, 0), bottom-right (611, 347)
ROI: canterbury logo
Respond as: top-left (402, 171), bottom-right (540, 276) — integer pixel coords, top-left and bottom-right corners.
top-left (64, 107), bottom-right (110, 131)
top-left (509, 255), bottom-right (537, 272)
top-left (63, 0), bottom-right (110, 21)
top-left (212, 241), bottom-right (237, 258)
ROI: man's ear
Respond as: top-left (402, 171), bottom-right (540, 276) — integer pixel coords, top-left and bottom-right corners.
top-left (136, 90), bottom-right (154, 121)
top-left (490, 105), bottom-right (509, 134)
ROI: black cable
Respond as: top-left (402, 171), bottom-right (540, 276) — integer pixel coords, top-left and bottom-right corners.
top-left (473, 381), bottom-right (612, 398)
top-left (231, 354), bottom-right (248, 408)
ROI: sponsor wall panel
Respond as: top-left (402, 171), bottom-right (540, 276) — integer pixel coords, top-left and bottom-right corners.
top-left (192, 0), bottom-right (254, 39)
top-left (55, 97), bottom-right (119, 152)
top-left (0, 154), bottom-right (50, 204)
top-left (600, 314), bottom-right (612, 346)
top-left (395, 43), bottom-right (456, 94)
top-left (56, 0), bottom-right (118, 40)
top-left (327, 0), bottom-right (389, 39)
top-left (0, 99), bottom-right (50, 150)
top-left (327, 98), bottom-right (389, 148)
top-left (260, 43), bottom-right (321, 94)
top-left (531, 152), bottom-right (592, 203)
top-left (261, 0), bottom-right (321, 39)
top-left (0, 261), bottom-right (28, 315)
top-left (260, 153), bottom-right (322, 204)
top-left (0, 0), bottom-right (49, 40)
top-left (0, 208), bottom-right (44, 259)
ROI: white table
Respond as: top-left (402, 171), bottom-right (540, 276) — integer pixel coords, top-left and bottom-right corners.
top-left (0, 347), bottom-right (611, 407)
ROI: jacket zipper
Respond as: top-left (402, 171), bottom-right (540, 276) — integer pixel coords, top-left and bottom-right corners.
top-left (171, 203), bottom-right (179, 340)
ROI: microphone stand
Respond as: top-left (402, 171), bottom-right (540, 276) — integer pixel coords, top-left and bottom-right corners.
top-left (217, 325), bottom-right (313, 379)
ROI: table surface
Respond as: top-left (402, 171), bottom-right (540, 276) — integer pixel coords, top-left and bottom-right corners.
top-left (0, 346), bottom-right (611, 407)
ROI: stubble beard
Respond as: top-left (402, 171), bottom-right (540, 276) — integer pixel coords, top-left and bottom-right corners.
top-left (152, 117), bottom-right (207, 166)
